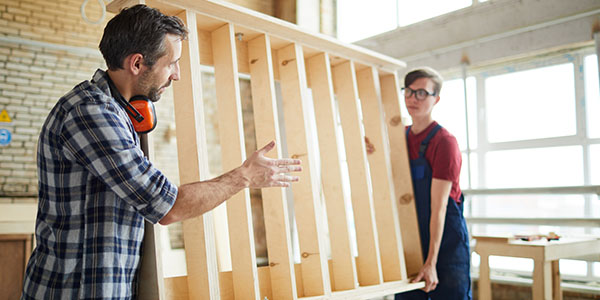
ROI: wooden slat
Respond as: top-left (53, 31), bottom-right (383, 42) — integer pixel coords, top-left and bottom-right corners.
top-left (173, 10), bottom-right (220, 300)
top-left (212, 22), bottom-right (260, 300)
top-left (305, 52), bottom-right (358, 291)
top-left (165, 276), bottom-right (189, 300)
top-left (277, 43), bottom-right (331, 297)
top-left (247, 34), bottom-right (297, 300)
top-left (379, 74), bottom-right (423, 276)
top-left (356, 67), bottom-right (406, 282)
top-left (331, 61), bottom-right (382, 286)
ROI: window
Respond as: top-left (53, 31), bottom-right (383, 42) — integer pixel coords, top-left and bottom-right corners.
top-left (397, 0), bottom-right (472, 26)
top-left (337, 0), bottom-right (476, 42)
top-left (432, 49), bottom-right (600, 283)
top-left (485, 63), bottom-right (576, 143)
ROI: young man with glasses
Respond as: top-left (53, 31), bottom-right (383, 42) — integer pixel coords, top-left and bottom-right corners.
top-left (395, 67), bottom-right (471, 300)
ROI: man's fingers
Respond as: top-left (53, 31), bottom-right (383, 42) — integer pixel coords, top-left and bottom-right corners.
top-left (275, 158), bottom-right (302, 166)
top-left (277, 174), bottom-right (299, 182)
top-left (257, 141), bottom-right (276, 155)
top-left (278, 165), bottom-right (302, 173)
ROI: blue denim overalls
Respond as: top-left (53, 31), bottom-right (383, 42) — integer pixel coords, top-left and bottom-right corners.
top-left (396, 124), bottom-right (472, 300)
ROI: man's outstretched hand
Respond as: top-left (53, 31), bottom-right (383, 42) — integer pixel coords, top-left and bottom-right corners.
top-left (240, 141), bottom-right (302, 188)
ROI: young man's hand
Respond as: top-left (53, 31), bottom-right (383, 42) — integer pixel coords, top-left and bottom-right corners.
top-left (411, 262), bottom-right (439, 292)
top-left (240, 141), bottom-right (302, 188)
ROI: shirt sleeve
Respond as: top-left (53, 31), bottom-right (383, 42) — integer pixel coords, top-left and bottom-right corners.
top-left (431, 134), bottom-right (462, 183)
top-left (59, 100), bottom-right (176, 224)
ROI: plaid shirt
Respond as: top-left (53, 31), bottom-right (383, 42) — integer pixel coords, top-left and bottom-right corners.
top-left (22, 69), bottom-right (177, 299)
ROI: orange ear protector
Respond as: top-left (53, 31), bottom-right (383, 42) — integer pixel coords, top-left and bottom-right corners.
top-left (124, 95), bottom-right (157, 134)
top-left (106, 76), bottom-right (157, 134)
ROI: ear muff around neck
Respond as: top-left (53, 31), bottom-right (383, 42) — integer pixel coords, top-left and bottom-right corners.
top-left (127, 95), bottom-right (157, 134)
top-left (105, 74), bottom-right (158, 134)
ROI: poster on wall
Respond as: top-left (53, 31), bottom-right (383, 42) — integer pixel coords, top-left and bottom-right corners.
top-left (0, 109), bottom-right (13, 147)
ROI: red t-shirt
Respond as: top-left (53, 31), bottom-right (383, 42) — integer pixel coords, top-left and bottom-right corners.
top-left (406, 121), bottom-right (462, 203)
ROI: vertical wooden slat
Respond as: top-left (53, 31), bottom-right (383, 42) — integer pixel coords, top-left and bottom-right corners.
top-left (212, 23), bottom-right (260, 300)
top-left (379, 74), bottom-right (423, 276)
top-left (306, 53), bottom-right (358, 291)
top-left (247, 34), bottom-right (298, 300)
top-left (356, 67), bottom-right (407, 282)
top-left (173, 10), bottom-right (220, 300)
top-left (331, 61), bottom-right (383, 286)
top-left (276, 43), bottom-right (331, 297)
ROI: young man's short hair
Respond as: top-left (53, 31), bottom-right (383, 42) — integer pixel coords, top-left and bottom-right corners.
top-left (99, 4), bottom-right (188, 70)
top-left (404, 67), bottom-right (444, 96)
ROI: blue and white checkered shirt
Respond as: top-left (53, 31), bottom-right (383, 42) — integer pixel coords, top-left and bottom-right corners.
top-left (22, 69), bottom-right (177, 299)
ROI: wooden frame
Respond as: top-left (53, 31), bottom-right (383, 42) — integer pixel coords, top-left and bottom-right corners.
top-left (107, 0), bottom-right (423, 298)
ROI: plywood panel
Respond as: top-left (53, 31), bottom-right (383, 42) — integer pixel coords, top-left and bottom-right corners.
top-left (173, 10), bottom-right (220, 300)
top-left (379, 74), bottom-right (423, 277)
top-left (248, 34), bottom-right (297, 300)
top-left (356, 67), bottom-right (406, 282)
top-left (277, 43), bottom-right (330, 297)
top-left (331, 61), bottom-right (382, 286)
top-left (212, 22), bottom-right (260, 300)
top-left (305, 52), bottom-right (358, 291)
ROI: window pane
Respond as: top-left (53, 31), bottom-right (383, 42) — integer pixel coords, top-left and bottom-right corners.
top-left (584, 55), bottom-right (600, 138)
top-left (471, 195), bottom-right (585, 218)
top-left (485, 146), bottom-right (583, 188)
top-left (398, 0), bottom-right (471, 26)
top-left (490, 256), bottom-right (533, 273)
top-left (337, 0), bottom-right (397, 42)
top-left (434, 77), bottom-right (477, 150)
top-left (591, 144), bottom-right (600, 185)
top-left (485, 64), bottom-right (576, 143)
top-left (560, 259), bottom-right (588, 276)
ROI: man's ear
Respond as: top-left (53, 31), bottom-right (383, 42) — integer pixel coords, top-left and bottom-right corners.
top-left (435, 96), bottom-right (441, 105)
top-left (126, 53), bottom-right (144, 75)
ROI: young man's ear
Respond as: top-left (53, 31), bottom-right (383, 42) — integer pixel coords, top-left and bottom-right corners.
top-left (435, 96), bottom-right (441, 105)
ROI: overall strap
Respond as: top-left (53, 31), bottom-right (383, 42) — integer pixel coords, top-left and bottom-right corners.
top-left (418, 124), bottom-right (442, 158)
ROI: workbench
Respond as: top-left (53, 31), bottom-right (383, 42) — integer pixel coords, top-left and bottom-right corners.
top-left (474, 235), bottom-right (600, 300)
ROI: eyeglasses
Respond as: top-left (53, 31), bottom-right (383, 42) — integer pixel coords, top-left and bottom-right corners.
top-left (401, 87), bottom-right (436, 101)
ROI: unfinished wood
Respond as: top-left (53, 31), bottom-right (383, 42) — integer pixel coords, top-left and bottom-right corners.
top-left (212, 22), bottom-right (260, 300)
top-left (248, 34), bottom-right (297, 300)
top-left (138, 133), bottom-right (167, 300)
top-left (533, 260), bottom-right (552, 300)
top-left (356, 67), bottom-right (406, 282)
top-left (478, 249), bottom-right (492, 300)
top-left (173, 10), bottom-right (220, 300)
top-left (165, 276), bottom-right (189, 300)
top-left (331, 60), bottom-right (382, 287)
top-left (277, 42), bottom-right (330, 297)
top-left (552, 261), bottom-right (562, 300)
top-left (138, 0), bottom-right (404, 72)
top-left (298, 280), bottom-right (425, 300)
top-left (379, 74), bottom-right (423, 276)
top-left (305, 52), bottom-right (358, 291)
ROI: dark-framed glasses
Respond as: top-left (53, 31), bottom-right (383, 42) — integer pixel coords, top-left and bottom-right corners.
top-left (401, 87), bottom-right (436, 101)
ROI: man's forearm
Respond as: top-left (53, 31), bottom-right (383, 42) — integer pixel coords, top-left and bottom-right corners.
top-left (426, 178), bottom-right (452, 265)
top-left (159, 166), bottom-right (249, 225)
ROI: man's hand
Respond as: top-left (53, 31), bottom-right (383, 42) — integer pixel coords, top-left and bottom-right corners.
top-left (411, 262), bottom-right (439, 292)
top-left (240, 141), bottom-right (302, 188)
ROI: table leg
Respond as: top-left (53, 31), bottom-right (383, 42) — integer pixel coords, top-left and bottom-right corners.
top-left (532, 260), bottom-right (552, 300)
top-left (552, 260), bottom-right (562, 300)
top-left (479, 252), bottom-right (491, 300)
